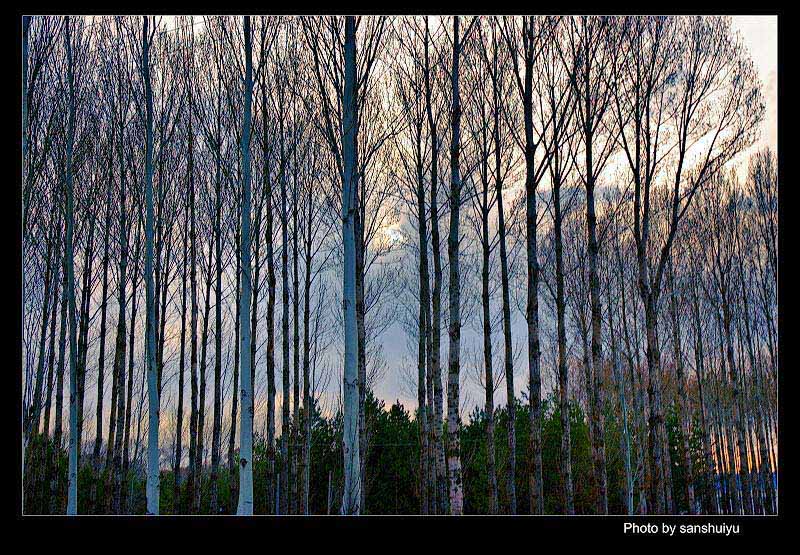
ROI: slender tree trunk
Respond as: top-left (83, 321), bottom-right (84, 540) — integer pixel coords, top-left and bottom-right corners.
top-left (521, 17), bottom-right (544, 516)
top-left (263, 78), bottom-right (277, 516)
top-left (552, 174), bottom-right (573, 515)
top-left (292, 150), bottom-right (301, 515)
top-left (714, 309), bottom-right (740, 514)
top-left (493, 85), bottom-right (517, 517)
top-left (480, 194), bottom-right (497, 515)
top-left (110, 113), bottom-right (130, 514)
top-left (355, 197), bottom-right (367, 513)
top-left (341, 15), bottom-right (361, 514)
top-left (300, 192), bottom-right (314, 515)
top-left (195, 244), bottom-right (214, 511)
top-left (210, 122), bottom-right (224, 515)
top-left (236, 16), bottom-right (254, 515)
top-left (64, 17), bottom-right (80, 515)
top-left (445, 16), bottom-right (464, 515)
top-left (230, 223), bottom-right (242, 507)
top-left (585, 169), bottom-right (607, 515)
top-left (279, 99), bottom-right (291, 516)
top-left (617, 244), bottom-right (647, 514)
top-left (174, 187), bottom-right (189, 514)
top-left (415, 124), bottom-right (430, 515)
top-left (423, 18), bottom-right (447, 515)
top-left (186, 60), bottom-right (199, 514)
top-left (142, 15), bottom-right (160, 516)
top-left (52, 227), bottom-right (68, 513)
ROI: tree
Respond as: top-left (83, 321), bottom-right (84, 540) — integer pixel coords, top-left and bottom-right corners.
top-left (142, 15), bottom-right (159, 516)
top-left (236, 15), bottom-right (255, 515)
top-left (340, 15), bottom-right (362, 514)
top-left (63, 15), bottom-right (79, 516)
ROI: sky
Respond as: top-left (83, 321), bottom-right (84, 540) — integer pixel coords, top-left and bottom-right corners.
top-left (732, 15), bottom-right (778, 156)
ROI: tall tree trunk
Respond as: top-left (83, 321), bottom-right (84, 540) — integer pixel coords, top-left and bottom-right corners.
top-left (521, 17), bottom-right (544, 516)
top-left (552, 170), bottom-right (572, 514)
top-left (585, 158), bottom-right (607, 515)
top-left (174, 185), bottom-right (189, 514)
top-left (492, 74), bottom-right (517, 516)
top-left (229, 206), bottom-right (242, 509)
top-left (341, 15), bottom-right (361, 514)
top-left (236, 16), bottom-right (254, 514)
top-left (142, 15), bottom-right (160, 516)
top-left (480, 194), bottom-right (497, 515)
top-left (423, 18), bottom-right (447, 514)
top-left (52, 224), bottom-right (68, 513)
top-left (186, 58), bottom-right (199, 514)
top-left (445, 16), bottom-right (464, 515)
top-left (617, 243), bottom-right (647, 514)
top-left (195, 243), bottom-right (214, 511)
top-left (415, 124), bottom-right (430, 515)
top-left (355, 196), bottom-right (367, 513)
top-left (210, 121), bottom-right (223, 515)
top-left (300, 190), bottom-right (314, 515)
top-left (739, 263), bottom-right (774, 514)
top-left (64, 16), bottom-right (80, 516)
top-left (714, 309), bottom-right (740, 514)
top-left (292, 148), bottom-right (301, 515)
top-left (279, 98), bottom-right (291, 516)
top-left (263, 78), bottom-right (277, 516)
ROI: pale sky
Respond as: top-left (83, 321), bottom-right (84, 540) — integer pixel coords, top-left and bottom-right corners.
top-left (732, 15), bottom-right (778, 155)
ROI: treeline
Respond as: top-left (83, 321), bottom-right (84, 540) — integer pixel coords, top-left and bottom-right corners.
top-left (21, 15), bottom-right (776, 515)
top-left (23, 393), bottom-right (729, 515)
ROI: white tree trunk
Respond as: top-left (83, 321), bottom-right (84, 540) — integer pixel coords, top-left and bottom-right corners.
top-left (446, 15), bottom-right (464, 516)
top-left (341, 15), bottom-right (361, 515)
top-left (143, 15), bottom-right (160, 516)
top-left (237, 15), bottom-right (254, 515)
